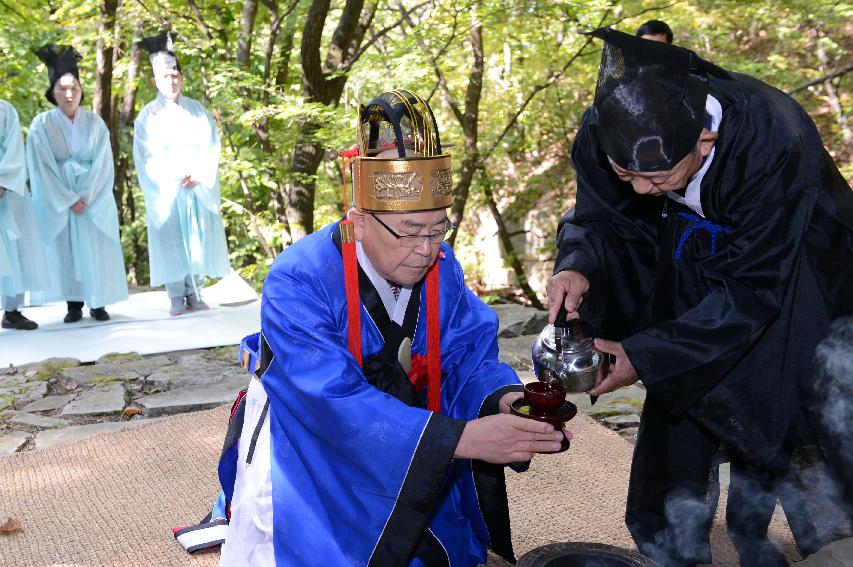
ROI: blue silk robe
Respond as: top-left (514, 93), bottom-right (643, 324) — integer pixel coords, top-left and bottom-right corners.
top-left (0, 100), bottom-right (49, 309)
top-left (27, 107), bottom-right (127, 307)
top-left (133, 94), bottom-right (230, 287)
top-left (222, 222), bottom-right (524, 566)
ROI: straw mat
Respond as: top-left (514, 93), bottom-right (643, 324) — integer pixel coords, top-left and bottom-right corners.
top-left (0, 407), bottom-right (798, 566)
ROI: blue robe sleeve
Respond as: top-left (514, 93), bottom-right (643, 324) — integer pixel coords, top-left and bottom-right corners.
top-left (259, 260), bottom-right (467, 565)
top-left (75, 113), bottom-right (117, 240)
top-left (26, 113), bottom-right (79, 225)
top-left (0, 101), bottom-right (27, 195)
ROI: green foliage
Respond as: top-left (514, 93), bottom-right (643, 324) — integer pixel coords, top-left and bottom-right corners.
top-left (0, 0), bottom-right (848, 295)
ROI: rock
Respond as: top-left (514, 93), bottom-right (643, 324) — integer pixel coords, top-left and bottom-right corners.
top-left (136, 375), bottom-right (248, 417)
top-left (491, 304), bottom-right (549, 338)
top-left (19, 358), bottom-right (81, 381)
top-left (60, 383), bottom-right (126, 417)
top-left (0, 431), bottom-right (29, 454)
top-left (601, 413), bottom-right (641, 428)
top-left (62, 366), bottom-right (141, 385)
top-left (97, 352), bottom-right (144, 363)
top-left (62, 355), bottom-right (173, 385)
top-left (796, 537), bottom-right (853, 565)
top-left (498, 335), bottom-right (536, 371)
top-left (21, 394), bottom-right (77, 413)
top-left (5, 411), bottom-right (69, 429)
top-left (35, 420), bottom-right (154, 450)
top-left (0, 380), bottom-right (48, 409)
top-left (145, 360), bottom-right (245, 389)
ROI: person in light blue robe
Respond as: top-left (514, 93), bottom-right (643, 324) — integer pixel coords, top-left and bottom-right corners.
top-left (28, 44), bottom-right (128, 323)
top-left (0, 99), bottom-right (50, 330)
top-left (133, 32), bottom-right (230, 316)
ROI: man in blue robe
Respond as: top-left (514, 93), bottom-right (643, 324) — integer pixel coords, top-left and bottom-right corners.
top-left (28, 45), bottom-right (128, 322)
top-left (548, 29), bottom-right (853, 566)
top-left (133, 32), bottom-right (230, 316)
top-left (217, 89), bottom-right (567, 566)
top-left (0, 99), bottom-right (50, 330)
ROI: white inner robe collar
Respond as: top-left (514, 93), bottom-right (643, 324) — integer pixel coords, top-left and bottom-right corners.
top-left (666, 94), bottom-right (723, 218)
top-left (356, 241), bottom-right (413, 326)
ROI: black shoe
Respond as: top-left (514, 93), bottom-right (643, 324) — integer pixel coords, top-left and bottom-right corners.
top-left (89, 307), bottom-right (110, 321)
top-left (64, 309), bottom-right (84, 323)
top-left (2, 310), bottom-right (38, 330)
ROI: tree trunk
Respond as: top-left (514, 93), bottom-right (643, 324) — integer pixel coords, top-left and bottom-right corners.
top-left (117, 25), bottom-right (143, 283)
top-left (93, 0), bottom-right (117, 124)
top-left (237, 0), bottom-right (260, 68)
top-left (285, 0), bottom-right (373, 237)
top-left (448, 12), bottom-right (483, 245)
top-left (482, 177), bottom-right (545, 310)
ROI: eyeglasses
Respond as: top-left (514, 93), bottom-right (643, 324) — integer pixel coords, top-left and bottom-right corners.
top-left (370, 214), bottom-right (456, 248)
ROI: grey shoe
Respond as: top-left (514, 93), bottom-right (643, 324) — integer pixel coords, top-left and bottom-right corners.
top-left (185, 294), bottom-right (209, 312)
top-left (169, 296), bottom-right (189, 316)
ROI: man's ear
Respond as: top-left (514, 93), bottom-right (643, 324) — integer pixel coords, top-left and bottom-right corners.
top-left (349, 208), bottom-right (365, 241)
top-left (697, 128), bottom-right (717, 159)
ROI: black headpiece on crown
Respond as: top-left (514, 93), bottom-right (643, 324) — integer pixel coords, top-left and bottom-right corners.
top-left (357, 89), bottom-right (443, 157)
top-left (350, 89), bottom-right (453, 212)
top-left (136, 32), bottom-right (181, 73)
top-left (34, 44), bottom-right (82, 105)
top-left (585, 27), bottom-right (731, 172)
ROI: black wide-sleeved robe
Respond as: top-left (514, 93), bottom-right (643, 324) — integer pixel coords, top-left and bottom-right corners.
top-left (556, 71), bottom-right (853, 564)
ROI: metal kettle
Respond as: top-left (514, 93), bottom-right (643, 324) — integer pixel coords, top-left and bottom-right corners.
top-left (531, 307), bottom-right (602, 393)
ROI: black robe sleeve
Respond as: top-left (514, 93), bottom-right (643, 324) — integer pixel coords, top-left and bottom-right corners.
top-left (555, 108), bottom-right (661, 340)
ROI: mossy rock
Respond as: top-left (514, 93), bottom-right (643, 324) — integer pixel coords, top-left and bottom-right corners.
top-left (0, 394), bottom-right (16, 411)
top-left (98, 352), bottom-right (144, 363)
top-left (25, 358), bottom-right (81, 382)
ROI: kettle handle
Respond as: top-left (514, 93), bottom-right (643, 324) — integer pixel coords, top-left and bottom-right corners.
top-left (555, 305), bottom-right (569, 328)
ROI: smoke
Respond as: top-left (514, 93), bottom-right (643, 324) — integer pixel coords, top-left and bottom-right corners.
top-left (637, 488), bottom-right (714, 567)
top-left (812, 316), bottom-right (853, 473)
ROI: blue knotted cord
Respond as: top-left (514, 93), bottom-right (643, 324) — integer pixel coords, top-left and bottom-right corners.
top-left (674, 212), bottom-right (732, 261)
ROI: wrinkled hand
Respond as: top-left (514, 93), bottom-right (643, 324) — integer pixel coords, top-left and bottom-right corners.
top-left (588, 339), bottom-right (639, 396)
top-left (181, 175), bottom-right (199, 188)
top-left (454, 413), bottom-right (570, 464)
top-left (70, 197), bottom-right (88, 215)
top-left (498, 391), bottom-right (524, 414)
top-left (547, 270), bottom-right (590, 323)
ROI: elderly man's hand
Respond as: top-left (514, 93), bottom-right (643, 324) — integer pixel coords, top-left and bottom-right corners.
top-left (547, 270), bottom-right (590, 323)
top-left (588, 338), bottom-right (639, 396)
top-left (454, 413), bottom-right (570, 464)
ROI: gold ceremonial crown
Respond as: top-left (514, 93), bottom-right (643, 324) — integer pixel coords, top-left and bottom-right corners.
top-left (351, 89), bottom-right (453, 212)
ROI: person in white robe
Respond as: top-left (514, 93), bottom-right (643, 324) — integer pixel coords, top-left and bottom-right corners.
top-left (0, 99), bottom-right (50, 330)
top-left (28, 44), bottom-right (128, 323)
top-left (133, 32), bottom-right (230, 316)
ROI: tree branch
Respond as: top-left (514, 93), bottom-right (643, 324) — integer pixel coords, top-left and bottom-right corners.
top-left (337, 0), bottom-right (432, 73)
top-left (787, 63), bottom-right (853, 95)
top-left (479, 6), bottom-right (613, 164)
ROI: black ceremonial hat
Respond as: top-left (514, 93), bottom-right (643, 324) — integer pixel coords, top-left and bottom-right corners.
top-left (585, 27), bottom-right (731, 172)
top-left (136, 32), bottom-right (180, 72)
top-left (34, 44), bottom-right (82, 105)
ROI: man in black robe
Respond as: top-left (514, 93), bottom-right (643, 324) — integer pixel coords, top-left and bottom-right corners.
top-left (549, 28), bottom-right (853, 567)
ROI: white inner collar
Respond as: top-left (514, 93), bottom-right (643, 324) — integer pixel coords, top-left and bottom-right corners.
top-left (356, 241), bottom-right (413, 325)
top-left (666, 94), bottom-right (723, 218)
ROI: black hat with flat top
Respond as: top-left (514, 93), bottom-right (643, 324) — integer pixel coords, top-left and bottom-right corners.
top-left (34, 44), bottom-right (82, 105)
top-left (584, 27), bottom-right (731, 172)
top-left (137, 32), bottom-right (181, 74)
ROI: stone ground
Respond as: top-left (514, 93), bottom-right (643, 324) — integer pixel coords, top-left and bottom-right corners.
top-left (0, 303), bottom-right (643, 454)
top-left (1, 302), bottom-right (850, 564)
